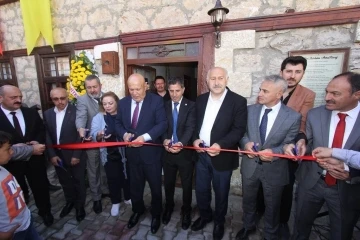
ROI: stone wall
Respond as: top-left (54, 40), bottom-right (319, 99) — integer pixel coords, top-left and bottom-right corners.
top-left (13, 56), bottom-right (41, 107)
top-left (1, 0), bottom-right (360, 50)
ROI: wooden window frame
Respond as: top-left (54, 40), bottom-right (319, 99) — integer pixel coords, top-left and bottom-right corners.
top-left (35, 45), bottom-right (74, 111)
top-left (0, 56), bottom-right (18, 87)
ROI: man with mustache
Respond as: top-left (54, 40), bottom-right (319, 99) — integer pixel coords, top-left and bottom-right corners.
top-left (192, 67), bottom-right (247, 240)
top-left (153, 76), bottom-right (171, 101)
top-left (0, 85), bottom-right (54, 226)
top-left (288, 72), bottom-right (360, 240)
top-left (76, 75), bottom-right (108, 214)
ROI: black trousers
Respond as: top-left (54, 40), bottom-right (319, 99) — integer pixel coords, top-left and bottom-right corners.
top-left (129, 160), bottom-right (162, 217)
top-left (4, 155), bottom-right (51, 215)
top-left (55, 156), bottom-right (86, 208)
top-left (257, 160), bottom-right (298, 223)
top-left (163, 150), bottom-right (194, 213)
top-left (104, 159), bottom-right (131, 204)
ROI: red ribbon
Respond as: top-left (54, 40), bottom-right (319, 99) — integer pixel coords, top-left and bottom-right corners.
top-left (51, 141), bottom-right (316, 161)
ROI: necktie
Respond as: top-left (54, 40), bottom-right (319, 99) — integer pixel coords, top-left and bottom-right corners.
top-left (259, 108), bottom-right (272, 144)
top-left (131, 102), bottom-right (139, 129)
top-left (325, 113), bottom-right (347, 186)
top-left (10, 112), bottom-right (23, 137)
top-left (172, 102), bottom-right (179, 143)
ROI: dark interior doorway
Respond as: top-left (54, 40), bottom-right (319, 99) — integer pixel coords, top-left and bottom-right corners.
top-left (144, 62), bottom-right (198, 101)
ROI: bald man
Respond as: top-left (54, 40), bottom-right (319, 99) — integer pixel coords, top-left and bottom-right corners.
top-left (0, 85), bottom-right (53, 226)
top-left (116, 74), bottom-right (167, 234)
top-left (44, 88), bottom-right (87, 222)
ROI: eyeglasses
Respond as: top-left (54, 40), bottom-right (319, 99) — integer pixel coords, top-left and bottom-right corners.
top-left (51, 97), bottom-right (67, 101)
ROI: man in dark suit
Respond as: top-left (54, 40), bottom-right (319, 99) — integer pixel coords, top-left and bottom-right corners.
top-left (237, 75), bottom-right (301, 240)
top-left (44, 88), bottom-right (86, 222)
top-left (191, 67), bottom-right (247, 240)
top-left (161, 77), bottom-right (195, 230)
top-left (0, 85), bottom-right (54, 226)
top-left (116, 73), bottom-right (167, 234)
top-left (290, 72), bottom-right (360, 240)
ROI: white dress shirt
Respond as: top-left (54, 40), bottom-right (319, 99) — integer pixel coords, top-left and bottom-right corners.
top-left (54, 104), bottom-right (68, 144)
top-left (1, 105), bottom-right (26, 136)
top-left (199, 89), bottom-right (228, 146)
top-left (259, 101), bottom-right (282, 142)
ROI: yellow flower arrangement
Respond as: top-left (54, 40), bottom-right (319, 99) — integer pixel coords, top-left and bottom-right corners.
top-left (66, 51), bottom-right (97, 104)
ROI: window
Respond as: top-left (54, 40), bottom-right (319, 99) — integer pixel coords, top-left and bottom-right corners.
top-left (36, 50), bottom-right (72, 110)
top-left (0, 59), bottom-right (17, 87)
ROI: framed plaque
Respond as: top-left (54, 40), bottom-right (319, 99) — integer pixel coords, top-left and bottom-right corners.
top-left (289, 48), bottom-right (350, 107)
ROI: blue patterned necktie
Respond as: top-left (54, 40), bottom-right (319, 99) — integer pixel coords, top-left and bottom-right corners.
top-left (172, 102), bottom-right (179, 143)
top-left (259, 108), bottom-right (272, 144)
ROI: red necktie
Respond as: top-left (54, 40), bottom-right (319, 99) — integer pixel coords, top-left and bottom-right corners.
top-left (325, 113), bottom-right (347, 186)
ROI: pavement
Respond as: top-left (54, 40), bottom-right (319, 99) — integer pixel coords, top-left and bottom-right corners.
top-left (30, 184), bottom-right (360, 240)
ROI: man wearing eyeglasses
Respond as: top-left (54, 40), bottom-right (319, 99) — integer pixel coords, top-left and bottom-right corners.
top-left (44, 88), bottom-right (87, 222)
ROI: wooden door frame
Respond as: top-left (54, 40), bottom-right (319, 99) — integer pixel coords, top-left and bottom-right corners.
top-left (123, 36), bottom-right (213, 96)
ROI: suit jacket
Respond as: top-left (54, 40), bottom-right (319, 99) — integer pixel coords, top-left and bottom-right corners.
top-left (0, 106), bottom-right (45, 145)
top-left (162, 98), bottom-right (195, 146)
top-left (44, 104), bottom-right (84, 161)
top-left (240, 103), bottom-right (301, 186)
top-left (0, 106), bottom-right (45, 169)
top-left (287, 84), bottom-right (315, 134)
top-left (194, 89), bottom-right (247, 171)
top-left (115, 92), bottom-right (167, 165)
top-left (296, 105), bottom-right (360, 208)
top-left (162, 98), bottom-right (196, 162)
top-left (75, 93), bottom-right (101, 129)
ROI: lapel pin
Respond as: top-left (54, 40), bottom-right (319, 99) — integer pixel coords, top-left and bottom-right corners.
top-left (185, 103), bottom-right (187, 106)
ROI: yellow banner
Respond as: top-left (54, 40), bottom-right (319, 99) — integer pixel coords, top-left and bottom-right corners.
top-left (20, 0), bottom-right (54, 55)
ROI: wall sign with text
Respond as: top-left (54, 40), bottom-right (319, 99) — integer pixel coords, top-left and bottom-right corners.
top-left (289, 48), bottom-right (350, 107)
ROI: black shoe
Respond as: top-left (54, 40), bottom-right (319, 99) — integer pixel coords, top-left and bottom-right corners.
top-left (279, 222), bottom-right (290, 239)
top-left (60, 202), bottom-right (74, 218)
top-left (151, 216), bottom-right (161, 234)
top-left (76, 207), bottom-right (86, 222)
top-left (213, 224), bottom-right (225, 240)
top-left (40, 212), bottom-right (54, 227)
top-left (235, 228), bottom-right (256, 240)
top-left (48, 184), bottom-right (62, 192)
top-left (162, 208), bottom-right (173, 224)
top-left (181, 211), bottom-right (191, 230)
top-left (191, 217), bottom-right (212, 231)
top-left (93, 200), bottom-right (102, 214)
top-left (101, 193), bottom-right (110, 199)
top-left (128, 212), bottom-right (143, 229)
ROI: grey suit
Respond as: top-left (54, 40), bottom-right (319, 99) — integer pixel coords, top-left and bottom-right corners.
top-left (11, 145), bottom-right (33, 161)
top-left (293, 105), bottom-right (360, 240)
top-left (240, 103), bottom-right (301, 240)
top-left (75, 93), bottom-right (108, 201)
